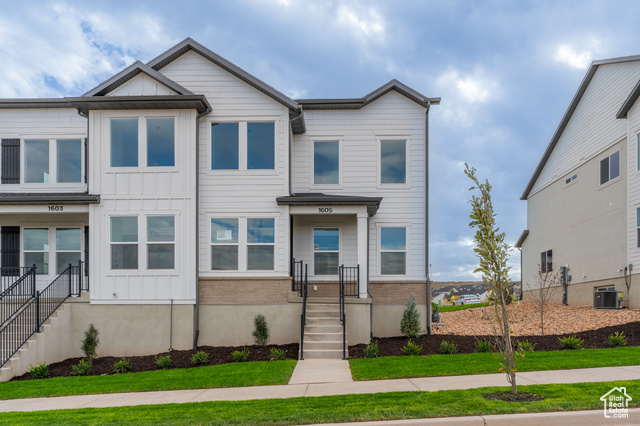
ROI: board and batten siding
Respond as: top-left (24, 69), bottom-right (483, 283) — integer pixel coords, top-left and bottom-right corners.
top-left (89, 109), bottom-right (197, 303)
top-left (0, 108), bottom-right (87, 193)
top-left (292, 91), bottom-right (427, 281)
top-left (106, 73), bottom-right (177, 97)
top-left (529, 62), bottom-right (640, 197)
top-left (158, 50), bottom-right (291, 277)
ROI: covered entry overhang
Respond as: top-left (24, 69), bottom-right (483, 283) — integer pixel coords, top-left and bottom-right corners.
top-left (276, 193), bottom-right (382, 298)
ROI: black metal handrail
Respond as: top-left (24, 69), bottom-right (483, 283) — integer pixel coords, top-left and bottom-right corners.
top-left (0, 297), bottom-right (38, 369)
top-left (339, 265), bottom-right (346, 359)
top-left (0, 266), bottom-right (36, 326)
top-left (292, 258), bottom-right (303, 295)
top-left (340, 265), bottom-right (359, 297)
top-left (299, 264), bottom-right (308, 360)
top-left (367, 287), bottom-right (374, 342)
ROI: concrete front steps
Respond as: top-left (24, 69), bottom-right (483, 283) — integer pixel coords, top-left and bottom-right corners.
top-left (302, 301), bottom-right (347, 359)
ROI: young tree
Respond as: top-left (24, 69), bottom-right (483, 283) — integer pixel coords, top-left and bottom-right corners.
top-left (465, 164), bottom-right (519, 394)
top-left (400, 293), bottom-right (421, 338)
top-left (527, 267), bottom-right (560, 336)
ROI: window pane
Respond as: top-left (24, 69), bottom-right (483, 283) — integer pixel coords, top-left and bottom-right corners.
top-left (25, 252), bottom-right (48, 275)
top-left (248, 245), bottom-right (274, 270)
top-left (147, 118), bottom-right (175, 167)
top-left (381, 228), bottom-right (406, 251)
top-left (111, 119), bottom-right (138, 167)
top-left (247, 218), bottom-right (274, 244)
top-left (547, 249), bottom-right (553, 271)
top-left (56, 228), bottom-right (81, 250)
top-left (314, 141), bottom-right (339, 184)
top-left (111, 244), bottom-right (138, 269)
top-left (147, 216), bottom-right (175, 242)
top-left (381, 140), bottom-right (406, 184)
top-left (57, 252), bottom-right (81, 274)
top-left (25, 140), bottom-right (49, 183)
top-left (314, 228), bottom-right (339, 251)
top-left (247, 122), bottom-right (274, 169)
top-left (111, 217), bottom-right (138, 242)
top-left (211, 218), bottom-right (238, 243)
top-left (637, 207), bottom-right (640, 228)
top-left (24, 228), bottom-right (48, 251)
top-left (211, 123), bottom-right (239, 170)
top-left (610, 151), bottom-right (620, 180)
top-left (381, 252), bottom-right (406, 275)
top-left (600, 157), bottom-right (609, 185)
top-left (540, 252), bottom-right (547, 273)
top-left (314, 252), bottom-right (338, 275)
top-left (57, 140), bottom-right (82, 183)
top-left (148, 244), bottom-right (175, 269)
top-left (211, 245), bottom-right (238, 270)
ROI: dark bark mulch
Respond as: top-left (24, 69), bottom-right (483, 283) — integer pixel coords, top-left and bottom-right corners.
top-left (12, 343), bottom-right (299, 381)
top-left (348, 321), bottom-right (640, 358)
top-left (485, 392), bottom-right (545, 402)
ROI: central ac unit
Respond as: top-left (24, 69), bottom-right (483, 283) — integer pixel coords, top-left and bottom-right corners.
top-left (594, 290), bottom-right (622, 309)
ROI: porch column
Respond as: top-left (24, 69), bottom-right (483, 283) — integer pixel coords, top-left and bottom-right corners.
top-left (357, 212), bottom-right (368, 298)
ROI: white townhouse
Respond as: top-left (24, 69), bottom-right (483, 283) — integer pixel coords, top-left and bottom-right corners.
top-left (0, 38), bottom-right (438, 377)
top-left (518, 54), bottom-right (640, 310)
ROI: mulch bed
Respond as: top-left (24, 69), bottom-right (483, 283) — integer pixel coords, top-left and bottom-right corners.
top-left (11, 343), bottom-right (299, 381)
top-left (348, 321), bottom-right (640, 358)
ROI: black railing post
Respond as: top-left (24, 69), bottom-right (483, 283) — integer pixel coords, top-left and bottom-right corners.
top-left (68, 264), bottom-right (72, 297)
top-left (32, 264), bottom-right (37, 298)
top-left (78, 260), bottom-right (83, 296)
top-left (35, 291), bottom-right (41, 332)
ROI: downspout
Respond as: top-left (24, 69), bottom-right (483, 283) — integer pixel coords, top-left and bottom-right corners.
top-left (194, 104), bottom-right (212, 349)
top-left (425, 104), bottom-right (432, 335)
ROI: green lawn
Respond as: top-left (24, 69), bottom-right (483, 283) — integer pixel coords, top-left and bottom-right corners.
top-left (0, 360), bottom-right (296, 400)
top-left (1, 380), bottom-right (638, 425)
top-left (350, 346), bottom-right (640, 380)
top-left (437, 302), bottom-right (490, 312)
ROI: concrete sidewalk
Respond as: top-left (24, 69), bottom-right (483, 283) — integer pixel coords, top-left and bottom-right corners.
top-left (1, 363), bottom-right (639, 420)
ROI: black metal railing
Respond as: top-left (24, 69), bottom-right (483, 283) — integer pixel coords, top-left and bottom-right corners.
top-left (0, 266), bottom-right (36, 326)
top-left (339, 265), bottom-right (347, 360)
top-left (299, 264), bottom-right (308, 360)
top-left (339, 265), bottom-right (359, 297)
top-left (292, 258), bottom-right (303, 295)
top-left (367, 287), bottom-right (374, 342)
top-left (0, 261), bottom-right (85, 368)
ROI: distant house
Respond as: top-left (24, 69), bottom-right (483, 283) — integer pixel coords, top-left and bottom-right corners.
top-left (518, 55), bottom-right (640, 308)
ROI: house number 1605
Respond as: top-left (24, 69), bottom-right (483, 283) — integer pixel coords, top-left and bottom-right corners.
top-left (48, 206), bottom-right (64, 211)
top-left (318, 207), bottom-right (333, 213)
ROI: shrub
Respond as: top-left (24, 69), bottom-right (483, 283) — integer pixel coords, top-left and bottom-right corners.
top-left (71, 359), bottom-right (92, 376)
top-left (81, 324), bottom-right (100, 360)
top-left (252, 314), bottom-right (270, 347)
top-left (232, 347), bottom-right (250, 362)
top-left (29, 362), bottom-right (49, 379)
top-left (400, 293), bottom-right (421, 339)
top-left (191, 350), bottom-right (209, 365)
top-left (112, 357), bottom-right (131, 374)
top-left (517, 340), bottom-right (536, 352)
top-left (364, 339), bottom-right (379, 358)
top-left (155, 355), bottom-right (172, 369)
top-left (473, 337), bottom-right (492, 353)
top-left (439, 340), bottom-right (458, 354)
top-left (559, 335), bottom-right (584, 350)
top-left (401, 340), bottom-right (423, 356)
top-left (608, 331), bottom-right (627, 347)
top-left (269, 347), bottom-right (287, 361)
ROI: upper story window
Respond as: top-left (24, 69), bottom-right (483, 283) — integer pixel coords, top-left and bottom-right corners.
top-left (211, 122), bottom-right (274, 171)
top-left (18, 139), bottom-right (83, 185)
top-left (24, 140), bottom-right (49, 183)
top-left (147, 118), bottom-right (175, 167)
top-left (314, 141), bottom-right (339, 185)
top-left (111, 119), bottom-right (138, 167)
top-left (111, 117), bottom-right (175, 168)
top-left (57, 140), bottom-right (82, 182)
top-left (540, 249), bottom-right (552, 273)
top-left (600, 150), bottom-right (620, 185)
top-left (380, 140), bottom-right (407, 184)
top-left (380, 227), bottom-right (406, 275)
top-left (636, 207), bottom-right (640, 248)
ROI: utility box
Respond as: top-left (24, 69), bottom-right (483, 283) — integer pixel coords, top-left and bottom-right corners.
top-left (594, 290), bottom-right (623, 309)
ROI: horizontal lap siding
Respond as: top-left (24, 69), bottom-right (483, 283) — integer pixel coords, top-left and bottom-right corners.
top-left (107, 74), bottom-right (177, 96)
top-left (627, 98), bottom-right (640, 271)
top-left (530, 62), bottom-right (640, 196)
top-left (159, 51), bottom-right (290, 278)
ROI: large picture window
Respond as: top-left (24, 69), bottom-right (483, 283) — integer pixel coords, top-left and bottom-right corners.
top-left (314, 141), bottom-right (339, 185)
top-left (211, 122), bottom-right (275, 171)
top-left (24, 228), bottom-right (49, 275)
top-left (147, 216), bottom-right (175, 269)
top-left (211, 218), bottom-right (239, 270)
top-left (24, 140), bottom-right (49, 183)
top-left (380, 227), bottom-right (406, 275)
top-left (57, 140), bottom-right (82, 183)
top-left (56, 228), bottom-right (81, 274)
top-left (110, 217), bottom-right (138, 270)
top-left (111, 119), bottom-right (138, 167)
top-left (380, 140), bottom-right (406, 184)
top-left (147, 118), bottom-right (175, 167)
top-left (314, 228), bottom-right (339, 275)
top-left (247, 218), bottom-right (275, 270)
top-left (600, 150), bottom-right (620, 185)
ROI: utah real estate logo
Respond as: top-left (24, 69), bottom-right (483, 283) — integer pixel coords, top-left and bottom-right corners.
top-left (600, 387), bottom-right (632, 419)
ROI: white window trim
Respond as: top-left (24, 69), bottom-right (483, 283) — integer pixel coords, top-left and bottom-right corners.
top-left (207, 117), bottom-right (279, 176)
top-left (54, 227), bottom-right (83, 274)
top-left (540, 248), bottom-right (553, 274)
top-left (310, 137), bottom-right (343, 189)
top-left (19, 137), bottom-right (86, 190)
top-left (376, 137), bottom-right (411, 189)
top-left (376, 223), bottom-right (410, 277)
top-left (146, 215), bottom-right (176, 271)
top-left (22, 227), bottom-right (50, 276)
top-left (109, 215), bottom-right (139, 272)
top-left (599, 149), bottom-right (621, 188)
top-left (246, 218), bottom-right (276, 272)
top-left (310, 225), bottom-right (341, 278)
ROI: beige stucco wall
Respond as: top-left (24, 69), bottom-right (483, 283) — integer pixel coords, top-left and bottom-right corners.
top-left (522, 140), bottom-right (627, 304)
top-left (522, 276), bottom-right (637, 308)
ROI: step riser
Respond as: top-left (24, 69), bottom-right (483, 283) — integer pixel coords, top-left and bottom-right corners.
top-left (305, 325), bottom-right (342, 334)
top-left (306, 318), bottom-right (341, 326)
top-left (305, 341), bottom-right (344, 350)
top-left (306, 310), bottom-right (340, 318)
top-left (302, 350), bottom-right (347, 359)
top-left (304, 333), bottom-right (343, 342)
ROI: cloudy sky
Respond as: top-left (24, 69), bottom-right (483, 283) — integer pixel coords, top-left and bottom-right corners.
top-left (1, 0), bottom-right (637, 283)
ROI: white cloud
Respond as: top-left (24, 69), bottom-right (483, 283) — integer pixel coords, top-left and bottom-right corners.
top-left (555, 45), bottom-right (592, 69)
top-left (336, 5), bottom-right (385, 43)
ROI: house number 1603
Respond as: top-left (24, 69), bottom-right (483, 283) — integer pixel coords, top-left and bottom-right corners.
top-left (48, 206), bottom-right (64, 212)
top-left (318, 207), bottom-right (333, 213)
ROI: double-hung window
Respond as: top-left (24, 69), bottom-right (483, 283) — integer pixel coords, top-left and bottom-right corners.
top-left (380, 227), bottom-right (406, 275)
top-left (147, 216), bottom-right (175, 269)
top-left (313, 141), bottom-right (339, 185)
top-left (110, 217), bottom-right (138, 270)
top-left (380, 140), bottom-right (407, 184)
top-left (211, 218), bottom-right (239, 270)
top-left (56, 228), bottom-right (81, 274)
top-left (600, 150), bottom-right (620, 185)
top-left (211, 122), bottom-right (274, 170)
top-left (247, 218), bottom-right (275, 270)
top-left (313, 228), bottom-right (339, 275)
top-left (24, 228), bottom-right (49, 275)
top-left (540, 249), bottom-right (552, 273)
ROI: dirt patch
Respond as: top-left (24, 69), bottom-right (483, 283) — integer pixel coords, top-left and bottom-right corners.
top-left (348, 321), bottom-right (640, 358)
top-left (484, 392), bottom-right (545, 402)
top-left (12, 343), bottom-right (298, 381)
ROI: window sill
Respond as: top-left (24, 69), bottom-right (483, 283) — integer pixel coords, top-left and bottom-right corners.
top-left (599, 175), bottom-right (621, 190)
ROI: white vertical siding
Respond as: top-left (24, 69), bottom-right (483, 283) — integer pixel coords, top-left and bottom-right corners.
top-left (626, 96), bottom-right (640, 270)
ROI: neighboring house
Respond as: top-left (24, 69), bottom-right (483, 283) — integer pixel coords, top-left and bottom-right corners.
top-left (0, 38), bottom-right (439, 365)
top-left (518, 54), bottom-right (640, 309)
